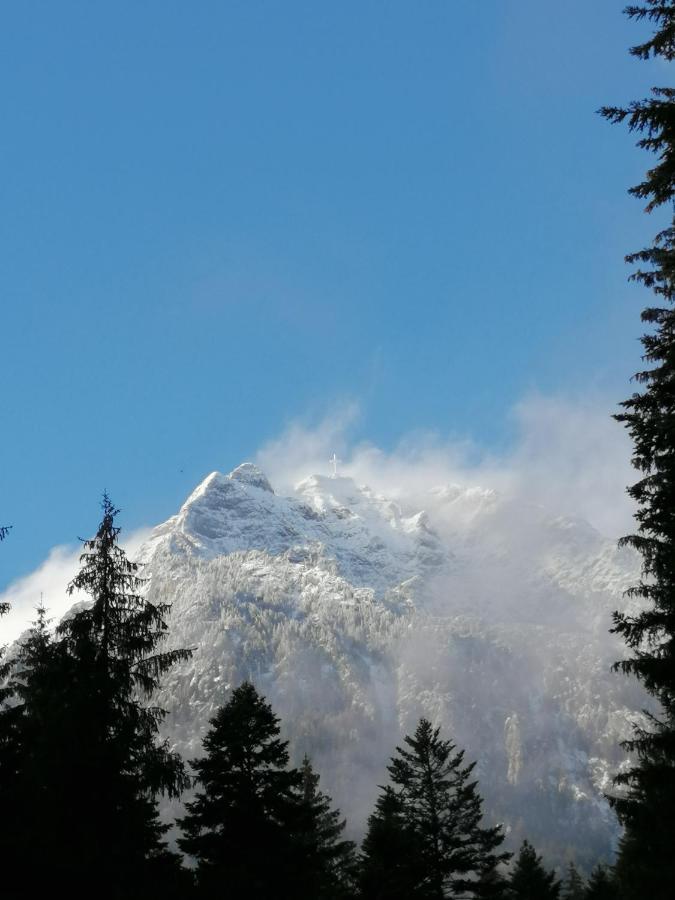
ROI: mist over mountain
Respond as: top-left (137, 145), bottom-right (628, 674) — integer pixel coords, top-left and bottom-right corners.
top-left (131, 461), bottom-right (643, 867)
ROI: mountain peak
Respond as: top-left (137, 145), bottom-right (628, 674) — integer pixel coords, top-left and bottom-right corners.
top-left (228, 462), bottom-right (274, 493)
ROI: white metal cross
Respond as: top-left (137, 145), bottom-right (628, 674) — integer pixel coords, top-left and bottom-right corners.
top-left (330, 453), bottom-right (341, 478)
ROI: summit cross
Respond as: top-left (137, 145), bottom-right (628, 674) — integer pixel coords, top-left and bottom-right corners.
top-left (330, 453), bottom-right (341, 478)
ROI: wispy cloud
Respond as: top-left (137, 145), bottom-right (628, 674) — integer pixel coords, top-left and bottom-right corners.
top-left (257, 392), bottom-right (636, 539)
top-left (3, 391), bottom-right (636, 645)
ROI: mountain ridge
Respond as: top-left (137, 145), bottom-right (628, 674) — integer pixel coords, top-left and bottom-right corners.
top-left (127, 464), bottom-right (642, 865)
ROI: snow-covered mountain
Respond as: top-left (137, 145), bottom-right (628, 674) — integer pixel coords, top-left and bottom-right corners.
top-left (140, 463), bottom-right (642, 867)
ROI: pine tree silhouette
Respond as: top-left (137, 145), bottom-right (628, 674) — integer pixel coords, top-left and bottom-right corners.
top-left (10, 496), bottom-right (192, 898)
top-left (178, 681), bottom-right (305, 899)
top-left (561, 862), bottom-right (586, 900)
top-left (296, 754), bottom-right (357, 899)
top-left (508, 840), bottom-right (560, 900)
top-left (361, 718), bottom-right (509, 899)
top-left (360, 785), bottom-right (430, 900)
top-left (0, 557), bottom-right (28, 900)
top-left (600, 5), bottom-right (675, 896)
top-left (584, 865), bottom-right (617, 900)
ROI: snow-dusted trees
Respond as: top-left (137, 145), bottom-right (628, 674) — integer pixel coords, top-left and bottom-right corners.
top-left (360, 718), bottom-right (509, 899)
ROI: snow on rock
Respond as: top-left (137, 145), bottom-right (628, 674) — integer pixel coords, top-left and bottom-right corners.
top-left (132, 465), bottom-right (645, 867)
top-left (229, 462), bottom-right (274, 493)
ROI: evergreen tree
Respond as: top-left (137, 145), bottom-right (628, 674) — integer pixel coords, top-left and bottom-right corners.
top-left (0, 603), bottom-right (88, 899)
top-left (562, 862), bottom-right (586, 900)
top-left (360, 786), bottom-right (431, 900)
top-left (0, 561), bottom-right (27, 900)
top-left (5, 605), bottom-right (64, 895)
top-left (474, 863), bottom-right (510, 900)
top-left (361, 718), bottom-right (509, 899)
top-left (178, 681), bottom-right (305, 899)
top-left (507, 840), bottom-right (560, 900)
top-left (296, 755), bottom-right (358, 899)
top-left (13, 495), bottom-right (193, 898)
top-left (584, 865), bottom-right (617, 900)
top-left (600, 5), bottom-right (675, 896)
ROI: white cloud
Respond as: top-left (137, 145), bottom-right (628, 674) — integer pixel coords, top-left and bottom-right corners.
top-left (257, 392), bottom-right (636, 539)
top-left (0, 529), bottom-right (151, 646)
top-left (256, 401), bottom-right (362, 489)
top-left (507, 394), bottom-right (635, 538)
top-left (3, 391), bottom-right (637, 646)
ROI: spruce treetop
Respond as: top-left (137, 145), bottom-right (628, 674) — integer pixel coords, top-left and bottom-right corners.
top-left (378, 717), bottom-right (509, 898)
top-left (65, 493), bottom-right (191, 699)
top-left (561, 861), bottom-right (586, 900)
top-left (508, 840), bottom-right (560, 900)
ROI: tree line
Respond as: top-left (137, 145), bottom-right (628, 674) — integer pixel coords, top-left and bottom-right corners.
top-left (0, 497), bottom-right (621, 899)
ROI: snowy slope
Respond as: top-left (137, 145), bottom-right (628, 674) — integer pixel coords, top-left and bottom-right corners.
top-left (139, 463), bottom-right (642, 867)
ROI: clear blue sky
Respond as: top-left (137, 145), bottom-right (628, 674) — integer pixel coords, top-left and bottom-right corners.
top-left (0, 1), bottom-right (663, 586)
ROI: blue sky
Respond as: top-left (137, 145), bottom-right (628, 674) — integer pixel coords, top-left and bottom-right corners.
top-left (0, 1), bottom-right (663, 588)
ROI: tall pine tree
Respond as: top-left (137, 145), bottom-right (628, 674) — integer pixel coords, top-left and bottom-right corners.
top-left (361, 718), bottom-right (509, 899)
top-left (0, 527), bottom-right (30, 899)
top-left (600, 4), bottom-right (675, 896)
top-left (15, 495), bottom-right (193, 897)
top-left (360, 785), bottom-right (431, 900)
top-left (296, 755), bottom-right (358, 899)
top-left (561, 862), bottom-right (586, 900)
top-left (178, 681), bottom-right (306, 899)
top-left (584, 865), bottom-right (617, 900)
top-left (4, 604), bottom-right (66, 896)
top-left (507, 840), bottom-right (560, 900)
top-left (0, 541), bottom-right (28, 900)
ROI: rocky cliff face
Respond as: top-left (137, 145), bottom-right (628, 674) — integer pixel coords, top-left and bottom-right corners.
top-left (139, 463), bottom-right (642, 866)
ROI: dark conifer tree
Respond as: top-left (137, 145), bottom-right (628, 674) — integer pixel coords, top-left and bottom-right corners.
top-left (359, 786), bottom-right (430, 900)
top-left (584, 865), bottom-right (617, 900)
top-left (296, 755), bottom-right (358, 899)
top-left (0, 561), bottom-right (27, 900)
top-left (584, 865), bottom-right (621, 900)
top-left (7, 605), bottom-right (63, 894)
top-left (361, 718), bottom-right (509, 899)
top-left (14, 495), bottom-right (193, 898)
top-left (474, 862), bottom-right (510, 900)
top-left (1, 603), bottom-right (85, 898)
top-left (562, 862), bottom-right (586, 900)
top-left (178, 681), bottom-right (305, 899)
top-left (507, 840), bottom-right (560, 900)
top-left (600, 5), bottom-right (675, 896)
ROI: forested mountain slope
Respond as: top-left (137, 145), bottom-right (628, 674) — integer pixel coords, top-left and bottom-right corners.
top-left (139, 463), bottom-right (641, 866)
